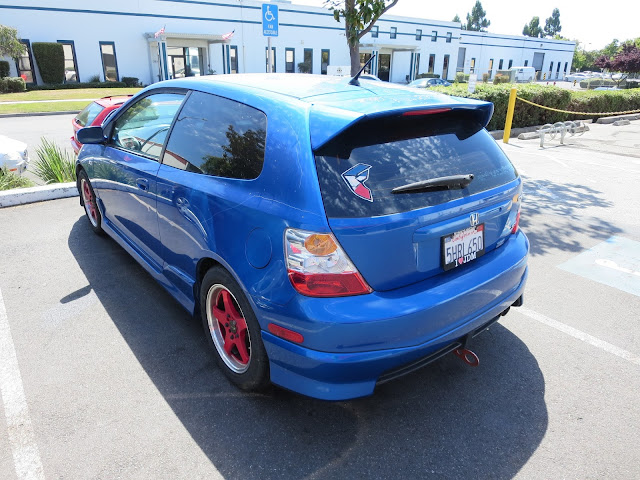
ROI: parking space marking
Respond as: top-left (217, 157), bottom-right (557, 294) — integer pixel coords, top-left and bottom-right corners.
top-left (0, 288), bottom-right (45, 480)
top-left (516, 306), bottom-right (640, 367)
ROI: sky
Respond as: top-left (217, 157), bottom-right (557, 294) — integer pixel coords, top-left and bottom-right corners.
top-left (289, 0), bottom-right (640, 50)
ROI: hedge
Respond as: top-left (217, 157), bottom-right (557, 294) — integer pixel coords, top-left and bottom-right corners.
top-left (416, 73), bottom-right (440, 79)
top-left (430, 83), bottom-right (640, 130)
top-left (0, 77), bottom-right (26, 93)
top-left (32, 42), bottom-right (65, 84)
top-left (0, 60), bottom-right (9, 79)
top-left (27, 81), bottom-right (126, 91)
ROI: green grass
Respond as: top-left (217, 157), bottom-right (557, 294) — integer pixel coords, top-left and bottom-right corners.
top-left (0, 101), bottom-right (95, 114)
top-left (0, 87), bottom-right (141, 102)
top-left (0, 167), bottom-right (35, 190)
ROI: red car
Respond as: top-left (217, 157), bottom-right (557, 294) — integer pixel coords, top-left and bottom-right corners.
top-left (71, 96), bottom-right (132, 154)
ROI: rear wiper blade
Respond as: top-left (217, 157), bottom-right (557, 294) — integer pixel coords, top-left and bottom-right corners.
top-left (391, 174), bottom-right (474, 194)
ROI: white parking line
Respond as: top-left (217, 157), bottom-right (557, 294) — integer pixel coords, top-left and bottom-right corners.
top-left (517, 306), bottom-right (640, 367)
top-left (0, 288), bottom-right (45, 480)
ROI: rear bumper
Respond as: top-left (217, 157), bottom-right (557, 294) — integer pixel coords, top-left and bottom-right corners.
top-left (259, 232), bottom-right (529, 400)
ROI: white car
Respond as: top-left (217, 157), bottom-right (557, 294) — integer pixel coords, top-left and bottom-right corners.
top-left (564, 73), bottom-right (589, 83)
top-left (0, 135), bottom-right (29, 175)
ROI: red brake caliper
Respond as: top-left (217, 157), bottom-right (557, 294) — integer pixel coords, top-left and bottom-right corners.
top-left (215, 290), bottom-right (250, 365)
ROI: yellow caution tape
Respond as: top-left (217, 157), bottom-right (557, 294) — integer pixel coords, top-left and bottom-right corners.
top-left (516, 96), bottom-right (640, 116)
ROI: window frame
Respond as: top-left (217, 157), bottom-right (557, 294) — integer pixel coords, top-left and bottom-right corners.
top-left (446, 32), bottom-right (452, 43)
top-left (99, 41), bottom-right (119, 82)
top-left (15, 39), bottom-right (36, 85)
top-left (416, 29), bottom-right (422, 41)
top-left (431, 31), bottom-right (437, 42)
top-left (229, 45), bottom-right (238, 74)
top-left (304, 48), bottom-right (313, 74)
top-left (57, 40), bottom-right (80, 83)
top-left (371, 26), bottom-right (379, 38)
top-left (390, 27), bottom-right (397, 40)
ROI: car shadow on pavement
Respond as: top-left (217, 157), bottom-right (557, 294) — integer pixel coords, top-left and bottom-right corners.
top-left (68, 217), bottom-right (547, 480)
top-left (521, 176), bottom-right (622, 256)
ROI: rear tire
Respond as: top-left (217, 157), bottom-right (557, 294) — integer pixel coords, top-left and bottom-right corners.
top-left (200, 267), bottom-right (270, 391)
top-left (78, 170), bottom-right (104, 235)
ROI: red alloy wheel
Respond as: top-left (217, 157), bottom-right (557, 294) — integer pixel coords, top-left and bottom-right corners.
top-left (81, 177), bottom-right (98, 227)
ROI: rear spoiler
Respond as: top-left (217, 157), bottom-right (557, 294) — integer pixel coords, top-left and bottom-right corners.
top-left (310, 99), bottom-right (494, 152)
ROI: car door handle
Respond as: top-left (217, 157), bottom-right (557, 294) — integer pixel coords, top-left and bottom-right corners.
top-left (136, 178), bottom-right (149, 191)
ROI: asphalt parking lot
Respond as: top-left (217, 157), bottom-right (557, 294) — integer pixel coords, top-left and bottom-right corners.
top-left (1, 117), bottom-right (639, 479)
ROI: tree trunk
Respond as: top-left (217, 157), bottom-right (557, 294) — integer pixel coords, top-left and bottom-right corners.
top-left (350, 43), bottom-right (360, 76)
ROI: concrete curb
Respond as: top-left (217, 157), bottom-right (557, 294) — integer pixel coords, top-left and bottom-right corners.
top-left (0, 111), bottom-right (81, 118)
top-left (596, 113), bottom-right (640, 124)
top-left (0, 182), bottom-right (78, 208)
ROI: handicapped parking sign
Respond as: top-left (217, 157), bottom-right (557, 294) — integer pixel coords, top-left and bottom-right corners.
top-left (262, 3), bottom-right (279, 37)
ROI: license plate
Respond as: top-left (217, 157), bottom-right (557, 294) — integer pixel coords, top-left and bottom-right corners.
top-left (441, 224), bottom-right (485, 271)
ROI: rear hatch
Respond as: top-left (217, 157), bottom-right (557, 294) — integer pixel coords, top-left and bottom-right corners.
top-left (313, 106), bottom-right (521, 292)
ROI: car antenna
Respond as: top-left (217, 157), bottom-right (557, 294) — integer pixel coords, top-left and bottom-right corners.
top-left (349, 53), bottom-right (377, 86)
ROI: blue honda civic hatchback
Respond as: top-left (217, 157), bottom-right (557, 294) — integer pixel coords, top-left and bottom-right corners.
top-left (76, 73), bottom-right (528, 400)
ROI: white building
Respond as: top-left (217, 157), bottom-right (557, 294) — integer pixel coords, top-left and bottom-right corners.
top-left (0, 0), bottom-right (575, 86)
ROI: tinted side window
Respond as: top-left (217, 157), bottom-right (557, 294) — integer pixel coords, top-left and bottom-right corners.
top-left (163, 91), bottom-right (267, 180)
top-left (75, 102), bottom-right (104, 127)
top-left (111, 93), bottom-right (184, 161)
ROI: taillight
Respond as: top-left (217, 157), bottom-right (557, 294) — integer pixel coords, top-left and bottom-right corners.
top-left (511, 208), bottom-right (521, 234)
top-left (285, 228), bottom-right (372, 297)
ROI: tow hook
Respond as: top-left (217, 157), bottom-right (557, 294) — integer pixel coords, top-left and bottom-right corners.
top-left (454, 348), bottom-right (479, 367)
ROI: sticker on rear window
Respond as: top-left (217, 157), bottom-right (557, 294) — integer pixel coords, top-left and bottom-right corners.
top-left (342, 164), bottom-right (373, 202)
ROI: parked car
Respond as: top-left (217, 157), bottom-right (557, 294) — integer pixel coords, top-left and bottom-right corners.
top-left (408, 77), bottom-right (452, 88)
top-left (509, 66), bottom-right (536, 83)
top-left (71, 96), bottom-right (132, 154)
top-left (564, 72), bottom-right (589, 83)
top-left (0, 135), bottom-right (29, 175)
top-left (76, 74), bottom-right (528, 400)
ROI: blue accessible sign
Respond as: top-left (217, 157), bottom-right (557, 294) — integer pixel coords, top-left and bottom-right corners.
top-left (262, 3), bottom-right (279, 37)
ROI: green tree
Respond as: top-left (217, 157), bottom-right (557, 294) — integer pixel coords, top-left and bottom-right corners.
top-left (0, 24), bottom-right (25, 59)
top-left (543, 8), bottom-right (561, 37)
top-left (523, 17), bottom-right (543, 38)
top-left (465, 1), bottom-right (490, 32)
top-left (326, 0), bottom-right (399, 75)
top-left (201, 126), bottom-right (266, 179)
top-left (601, 39), bottom-right (621, 59)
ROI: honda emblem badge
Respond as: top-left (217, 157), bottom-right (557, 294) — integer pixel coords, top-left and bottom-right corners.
top-left (469, 213), bottom-right (480, 227)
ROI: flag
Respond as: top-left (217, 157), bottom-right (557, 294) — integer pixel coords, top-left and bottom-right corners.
top-left (154, 25), bottom-right (166, 38)
top-left (221, 30), bottom-right (235, 41)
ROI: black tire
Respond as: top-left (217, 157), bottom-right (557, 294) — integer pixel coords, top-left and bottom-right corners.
top-left (200, 266), bottom-right (270, 391)
top-left (77, 170), bottom-right (104, 235)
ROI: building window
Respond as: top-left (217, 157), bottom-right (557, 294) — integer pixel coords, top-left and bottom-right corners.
top-left (413, 53), bottom-right (421, 78)
top-left (58, 40), bottom-right (79, 83)
top-left (416, 29), bottom-right (422, 41)
top-left (524, 60), bottom-right (528, 67)
top-left (498, 59), bottom-right (503, 70)
top-left (303, 48), bottom-right (313, 73)
top-left (285, 48), bottom-right (295, 73)
top-left (428, 54), bottom-right (435, 74)
top-left (16, 40), bottom-right (35, 84)
top-left (556, 62), bottom-right (561, 72)
top-left (470, 57), bottom-right (476, 73)
top-left (549, 62), bottom-right (553, 74)
top-left (442, 54), bottom-right (450, 80)
top-left (169, 47), bottom-right (204, 77)
top-left (508, 59), bottom-right (513, 69)
top-left (372, 26), bottom-right (379, 38)
top-left (390, 27), bottom-right (397, 39)
top-left (564, 62), bottom-right (568, 73)
top-left (321, 49), bottom-right (330, 75)
top-left (230, 46), bottom-right (238, 74)
top-left (99, 42), bottom-right (119, 82)
top-left (488, 58), bottom-right (494, 78)
top-left (265, 46), bottom-right (276, 72)
top-left (360, 53), bottom-right (372, 73)
top-left (432, 31), bottom-right (437, 42)
top-left (446, 32), bottom-right (452, 43)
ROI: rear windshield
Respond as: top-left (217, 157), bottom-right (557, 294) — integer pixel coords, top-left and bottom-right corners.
top-left (314, 115), bottom-right (517, 218)
top-left (75, 102), bottom-right (105, 127)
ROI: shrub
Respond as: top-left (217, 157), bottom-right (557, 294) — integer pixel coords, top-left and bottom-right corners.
top-left (416, 73), bottom-right (440, 79)
top-left (493, 73), bottom-right (510, 85)
top-left (32, 42), bottom-right (65, 84)
top-left (88, 74), bottom-right (101, 83)
top-left (0, 60), bottom-right (9, 78)
top-left (455, 72), bottom-right (468, 83)
top-left (482, 73), bottom-right (490, 83)
top-left (121, 76), bottom-right (140, 87)
top-left (429, 83), bottom-right (640, 130)
top-left (0, 167), bottom-right (35, 191)
top-left (297, 62), bottom-right (311, 73)
top-left (579, 78), bottom-right (617, 89)
top-left (0, 76), bottom-right (26, 93)
top-left (26, 81), bottom-right (127, 91)
top-left (33, 138), bottom-right (76, 184)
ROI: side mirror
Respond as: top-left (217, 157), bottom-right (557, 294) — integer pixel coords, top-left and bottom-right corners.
top-left (77, 126), bottom-right (106, 145)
